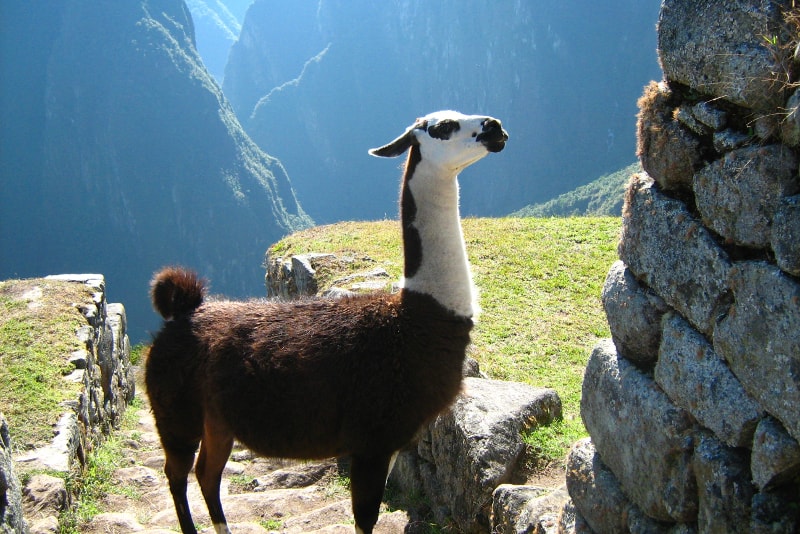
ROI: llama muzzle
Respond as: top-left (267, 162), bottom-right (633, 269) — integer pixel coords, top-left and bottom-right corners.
top-left (477, 118), bottom-right (508, 152)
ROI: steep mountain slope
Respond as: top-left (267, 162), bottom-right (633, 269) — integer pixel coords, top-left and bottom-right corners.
top-left (186, 0), bottom-right (244, 82)
top-left (223, 0), bottom-right (662, 223)
top-left (512, 162), bottom-right (641, 218)
top-left (0, 1), bottom-right (310, 340)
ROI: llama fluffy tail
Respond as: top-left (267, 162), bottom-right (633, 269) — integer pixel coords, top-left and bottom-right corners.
top-left (150, 266), bottom-right (206, 320)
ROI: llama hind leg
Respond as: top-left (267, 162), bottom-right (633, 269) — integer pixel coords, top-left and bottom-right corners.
top-left (195, 420), bottom-right (235, 534)
top-left (350, 452), bottom-right (394, 534)
top-left (163, 445), bottom-right (199, 534)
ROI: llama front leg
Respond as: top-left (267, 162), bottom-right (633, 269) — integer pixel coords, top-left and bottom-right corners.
top-left (349, 452), bottom-right (394, 534)
top-left (195, 422), bottom-right (235, 534)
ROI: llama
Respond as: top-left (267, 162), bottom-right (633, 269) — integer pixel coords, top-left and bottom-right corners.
top-left (145, 111), bottom-right (508, 534)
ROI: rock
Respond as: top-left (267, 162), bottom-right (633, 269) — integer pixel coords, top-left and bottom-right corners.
top-left (655, 312), bottom-right (762, 448)
top-left (751, 417), bottom-right (800, 491)
top-left (491, 484), bottom-right (569, 534)
top-left (619, 173), bottom-right (731, 335)
top-left (0, 415), bottom-right (24, 533)
top-left (266, 253), bottom-right (338, 298)
top-left (15, 411), bottom-right (84, 472)
top-left (22, 474), bottom-right (68, 519)
top-left (712, 129), bottom-right (752, 153)
top-left (89, 512), bottom-right (146, 531)
top-left (28, 516), bottom-right (58, 534)
top-left (780, 87), bottom-right (800, 146)
top-left (581, 340), bottom-right (697, 522)
top-left (254, 461), bottom-right (335, 490)
top-left (281, 499), bottom-right (351, 533)
top-left (266, 253), bottom-right (392, 298)
top-left (713, 261), bottom-right (800, 443)
top-left (625, 505), bottom-right (680, 534)
top-left (693, 431), bottom-right (754, 534)
top-left (601, 260), bottom-right (669, 368)
top-left (691, 101), bottom-right (727, 131)
top-left (396, 377), bottom-right (562, 533)
top-left (113, 465), bottom-right (161, 488)
top-left (636, 82), bottom-right (702, 190)
top-left (694, 145), bottom-right (799, 248)
top-left (565, 438), bottom-right (631, 534)
top-left (658, 0), bottom-right (788, 111)
top-left (771, 195), bottom-right (800, 276)
top-left (750, 485), bottom-right (800, 533)
top-left (557, 499), bottom-right (595, 534)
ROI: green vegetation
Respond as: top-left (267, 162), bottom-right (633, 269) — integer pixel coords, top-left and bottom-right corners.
top-left (269, 216), bottom-right (621, 463)
top-left (0, 279), bottom-right (93, 448)
top-left (511, 162), bottom-right (640, 218)
top-left (60, 397), bottom-right (145, 533)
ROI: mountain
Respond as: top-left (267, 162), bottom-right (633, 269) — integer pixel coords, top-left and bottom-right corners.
top-left (222, 1), bottom-right (662, 223)
top-left (0, 1), bottom-right (311, 341)
top-left (511, 162), bottom-right (641, 218)
top-left (186, 0), bottom-right (252, 82)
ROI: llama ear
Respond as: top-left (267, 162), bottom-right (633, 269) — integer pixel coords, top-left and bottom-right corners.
top-left (368, 130), bottom-right (417, 158)
top-left (368, 119), bottom-right (426, 158)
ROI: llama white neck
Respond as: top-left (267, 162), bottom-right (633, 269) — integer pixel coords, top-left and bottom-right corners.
top-left (401, 156), bottom-right (477, 319)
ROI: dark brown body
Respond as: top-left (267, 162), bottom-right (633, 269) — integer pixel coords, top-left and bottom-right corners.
top-left (145, 268), bottom-right (471, 533)
top-left (145, 111), bottom-right (506, 534)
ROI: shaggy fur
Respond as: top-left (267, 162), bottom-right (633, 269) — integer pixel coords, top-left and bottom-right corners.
top-left (145, 111), bottom-right (507, 534)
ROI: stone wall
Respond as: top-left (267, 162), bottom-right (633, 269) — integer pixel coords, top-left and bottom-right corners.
top-left (0, 275), bottom-right (135, 533)
top-left (567, 1), bottom-right (800, 532)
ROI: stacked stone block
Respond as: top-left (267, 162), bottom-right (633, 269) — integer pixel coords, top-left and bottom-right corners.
top-left (567, 1), bottom-right (800, 532)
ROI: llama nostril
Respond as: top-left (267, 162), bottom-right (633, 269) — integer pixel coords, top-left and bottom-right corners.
top-left (483, 118), bottom-right (501, 131)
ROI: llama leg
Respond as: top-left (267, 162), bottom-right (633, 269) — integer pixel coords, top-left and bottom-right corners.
top-left (195, 421), bottom-right (234, 534)
top-left (164, 446), bottom-right (199, 534)
top-left (349, 452), bottom-right (394, 534)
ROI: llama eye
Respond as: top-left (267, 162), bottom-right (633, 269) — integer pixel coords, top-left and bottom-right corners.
top-left (428, 119), bottom-right (461, 140)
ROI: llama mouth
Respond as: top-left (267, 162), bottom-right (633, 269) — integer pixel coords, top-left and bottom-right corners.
top-left (476, 120), bottom-right (509, 153)
top-left (484, 139), bottom-right (506, 153)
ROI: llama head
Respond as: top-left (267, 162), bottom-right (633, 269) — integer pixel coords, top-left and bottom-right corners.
top-left (369, 111), bottom-right (508, 173)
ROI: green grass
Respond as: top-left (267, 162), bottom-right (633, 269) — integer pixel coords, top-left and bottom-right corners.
top-left (59, 396), bottom-right (145, 533)
top-left (0, 279), bottom-right (94, 449)
top-left (268, 216), bottom-right (621, 463)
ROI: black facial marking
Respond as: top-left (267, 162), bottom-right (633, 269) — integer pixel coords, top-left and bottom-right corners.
top-left (427, 119), bottom-right (461, 140)
top-left (401, 145), bottom-right (423, 278)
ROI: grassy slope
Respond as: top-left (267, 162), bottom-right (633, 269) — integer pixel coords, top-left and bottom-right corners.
top-left (0, 279), bottom-right (93, 448)
top-left (269, 216), bottom-right (621, 457)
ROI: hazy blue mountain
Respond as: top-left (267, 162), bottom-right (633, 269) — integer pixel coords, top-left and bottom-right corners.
top-left (186, 0), bottom-right (252, 82)
top-left (0, 1), bottom-right (310, 341)
top-left (222, 1), bottom-right (662, 223)
top-left (511, 162), bottom-right (641, 218)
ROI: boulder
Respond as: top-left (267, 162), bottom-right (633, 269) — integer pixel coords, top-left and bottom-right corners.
top-left (751, 416), bottom-right (800, 492)
top-left (619, 173), bottom-right (731, 335)
top-left (751, 485), bottom-right (800, 533)
top-left (657, 0), bottom-right (788, 111)
top-left (694, 145), bottom-right (798, 248)
top-left (492, 484), bottom-right (569, 534)
top-left (771, 195), bottom-right (800, 276)
top-left (601, 260), bottom-right (669, 368)
top-left (22, 474), bottom-right (68, 521)
top-left (565, 437), bottom-right (631, 534)
top-left (655, 312), bottom-right (762, 448)
top-left (713, 261), bottom-right (800, 443)
top-left (392, 377), bottom-right (562, 533)
top-left (693, 431), bottom-right (754, 534)
top-left (636, 82), bottom-right (702, 191)
top-left (581, 340), bottom-right (697, 522)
